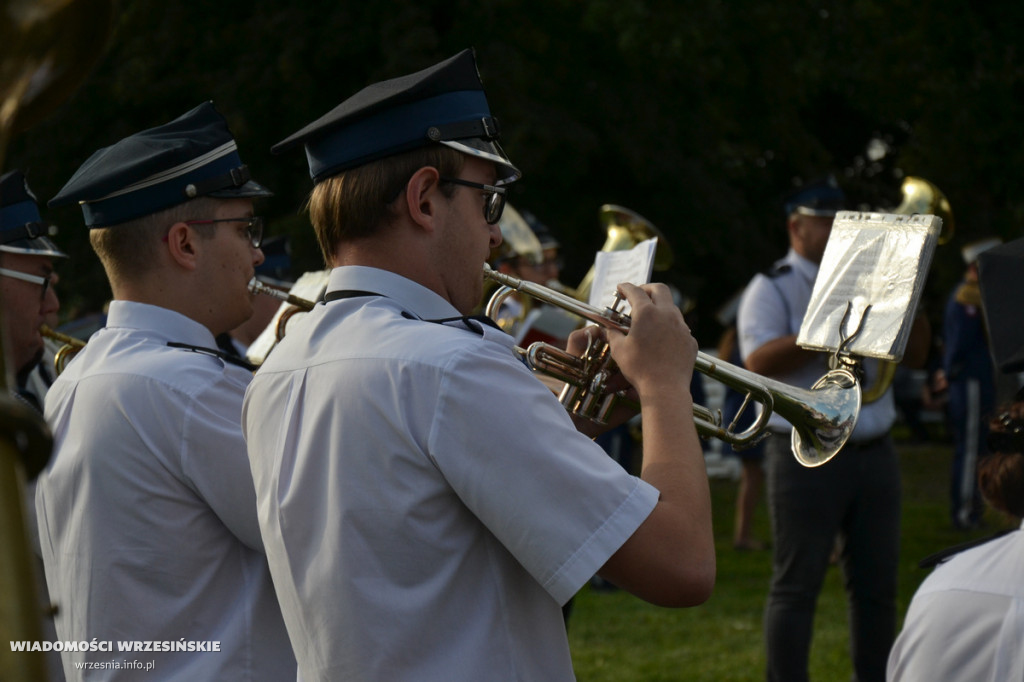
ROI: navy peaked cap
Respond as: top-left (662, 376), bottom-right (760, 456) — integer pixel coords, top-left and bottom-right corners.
top-left (519, 208), bottom-right (559, 250)
top-left (784, 178), bottom-right (846, 217)
top-left (49, 101), bottom-right (272, 227)
top-left (254, 234), bottom-right (294, 287)
top-left (0, 170), bottom-right (67, 258)
top-left (273, 48), bottom-right (521, 185)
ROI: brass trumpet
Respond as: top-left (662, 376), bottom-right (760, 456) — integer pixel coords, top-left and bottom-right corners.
top-left (40, 324), bottom-right (86, 375)
top-left (247, 277), bottom-right (317, 312)
top-left (483, 265), bottom-right (861, 467)
top-left (247, 277), bottom-right (317, 341)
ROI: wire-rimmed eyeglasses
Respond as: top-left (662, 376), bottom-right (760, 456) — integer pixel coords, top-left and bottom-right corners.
top-left (184, 216), bottom-right (264, 248)
top-left (0, 268), bottom-right (53, 301)
top-left (439, 177), bottom-right (507, 225)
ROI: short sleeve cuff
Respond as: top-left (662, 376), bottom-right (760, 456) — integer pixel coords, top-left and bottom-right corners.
top-left (542, 477), bottom-right (660, 605)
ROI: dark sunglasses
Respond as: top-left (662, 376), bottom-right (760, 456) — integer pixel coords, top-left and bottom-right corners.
top-left (184, 216), bottom-right (264, 248)
top-left (439, 177), bottom-right (507, 225)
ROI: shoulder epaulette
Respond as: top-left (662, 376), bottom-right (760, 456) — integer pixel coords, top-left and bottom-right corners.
top-left (918, 528), bottom-right (1017, 569)
top-left (765, 263), bottom-right (792, 279)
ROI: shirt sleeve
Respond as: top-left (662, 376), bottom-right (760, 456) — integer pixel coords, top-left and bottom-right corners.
top-left (737, 273), bottom-right (792, 361)
top-left (428, 345), bottom-right (659, 605)
top-left (180, 371), bottom-right (265, 551)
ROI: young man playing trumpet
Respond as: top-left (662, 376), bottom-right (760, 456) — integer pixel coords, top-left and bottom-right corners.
top-left (35, 102), bottom-right (295, 680)
top-left (244, 48), bottom-right (715, 680)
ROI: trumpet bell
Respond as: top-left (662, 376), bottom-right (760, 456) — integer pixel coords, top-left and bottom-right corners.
top-left (786, 368), bottom-right (861, 467)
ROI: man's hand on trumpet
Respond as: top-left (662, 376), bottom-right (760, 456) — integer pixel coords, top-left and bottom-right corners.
top-left (606, 283), bottom-right (698, 398)
top-left (566, 282), bottom-right (699, 439)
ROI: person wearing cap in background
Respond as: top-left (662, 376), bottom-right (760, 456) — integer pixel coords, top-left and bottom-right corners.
top-left (217, 234), bottom-right (295, 359)
top-left (34, 102), bottom-right (296, 680)
top-left (939, 236), bottom-right (1002, 531)
top-left (0, 170), bottom-right (66, 410)
top-left (1, 169), bottom-right (68, 681)
top-left (492, 204), bottom-right (578, 347)
top-left (498, 206), bottom-right (563, 288)
top-left (737, 177), bottom-right (930, 682)
top-left (243, 48), bottom-right (714, 681)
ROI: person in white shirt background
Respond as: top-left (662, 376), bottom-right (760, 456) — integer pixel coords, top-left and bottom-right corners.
top-left (35, 101), bottom-right (296, 681)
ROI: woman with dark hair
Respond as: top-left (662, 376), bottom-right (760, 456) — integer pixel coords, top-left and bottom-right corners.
top-left (887, 396), bottom-right (1024, 681)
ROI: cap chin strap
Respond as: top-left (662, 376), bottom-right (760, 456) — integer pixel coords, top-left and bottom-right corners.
top-left (426, 116), bottom-right (501, 143)
top-left (0, 221), bottom-right (50, 245)
top-left (184, 165), bottom-right (251, 198)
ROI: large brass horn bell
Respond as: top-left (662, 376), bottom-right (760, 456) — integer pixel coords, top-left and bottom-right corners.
top-left (893, 176), bottom-right (955, 245)
top-left (571, 204), bottom-right (674, 302)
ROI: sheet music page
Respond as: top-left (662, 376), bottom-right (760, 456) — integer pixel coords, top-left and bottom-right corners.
top-left (587, 237), bottom-right (658, 312)
top-left (797, 212), bottom-right (941, 361)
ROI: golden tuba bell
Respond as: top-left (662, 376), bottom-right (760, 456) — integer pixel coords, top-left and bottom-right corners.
top-left (567, 204), bottom-right (674, 302)
top-left (860, 177), bottom-right (954, 404)
top-left (893, 176), bottom-right (955, 245)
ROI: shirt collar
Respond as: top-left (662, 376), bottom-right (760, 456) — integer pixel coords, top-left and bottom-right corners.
top-left (326, 266), bottom-right (461, 320)
top-left (104, 300), bottom-right (219, 347)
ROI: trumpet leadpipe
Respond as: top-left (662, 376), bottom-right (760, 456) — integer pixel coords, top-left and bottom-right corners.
top-left (247, 278), bottom-right (316, 312)
top-left (40, 325), bottom-right (87, 375)
top-left (39, 324), bottom-right (86, 350)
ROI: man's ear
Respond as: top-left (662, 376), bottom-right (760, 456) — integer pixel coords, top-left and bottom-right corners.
top-left (164, 222), bottom-right (200, 270)
top-left (404, 166), bottom-right (443, 233)
top-left (786, 214), bottom-right (802, 240)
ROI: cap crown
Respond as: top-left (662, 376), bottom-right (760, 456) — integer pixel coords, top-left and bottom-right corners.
top-left (0, 170), bottom-right (67, 258)
top-left (50, 101), bottom-right (271, 227)
top-left (274, 49), bottom-right (520, 184)
top-left (784, 179), bottom-right (846, 217)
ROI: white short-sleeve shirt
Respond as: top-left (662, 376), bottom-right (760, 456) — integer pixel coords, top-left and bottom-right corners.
top-left (887, 524), bottom-right (1024, 681)
top-left (737, 248), bottom-right (896, 439)
top-left (243, 266), bottom-right (659, 682)
top-left (35, 301), bottom-right (295, 681)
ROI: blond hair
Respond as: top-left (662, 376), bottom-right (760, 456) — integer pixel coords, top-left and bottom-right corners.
top-left (308, 146), bottom-right (464, 266)
top-left (89, 197), bottom-right (220, 289)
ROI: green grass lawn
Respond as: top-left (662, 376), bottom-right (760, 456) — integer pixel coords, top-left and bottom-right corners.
top-left (567, 429), bottom-right (1011, 681)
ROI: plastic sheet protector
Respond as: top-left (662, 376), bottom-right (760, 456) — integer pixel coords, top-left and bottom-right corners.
top-left (797, 211), bottom-right (941, 361)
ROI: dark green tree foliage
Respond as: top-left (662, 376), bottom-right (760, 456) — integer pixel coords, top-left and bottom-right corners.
top-left (10, 0), bottom-right (1024, 341)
